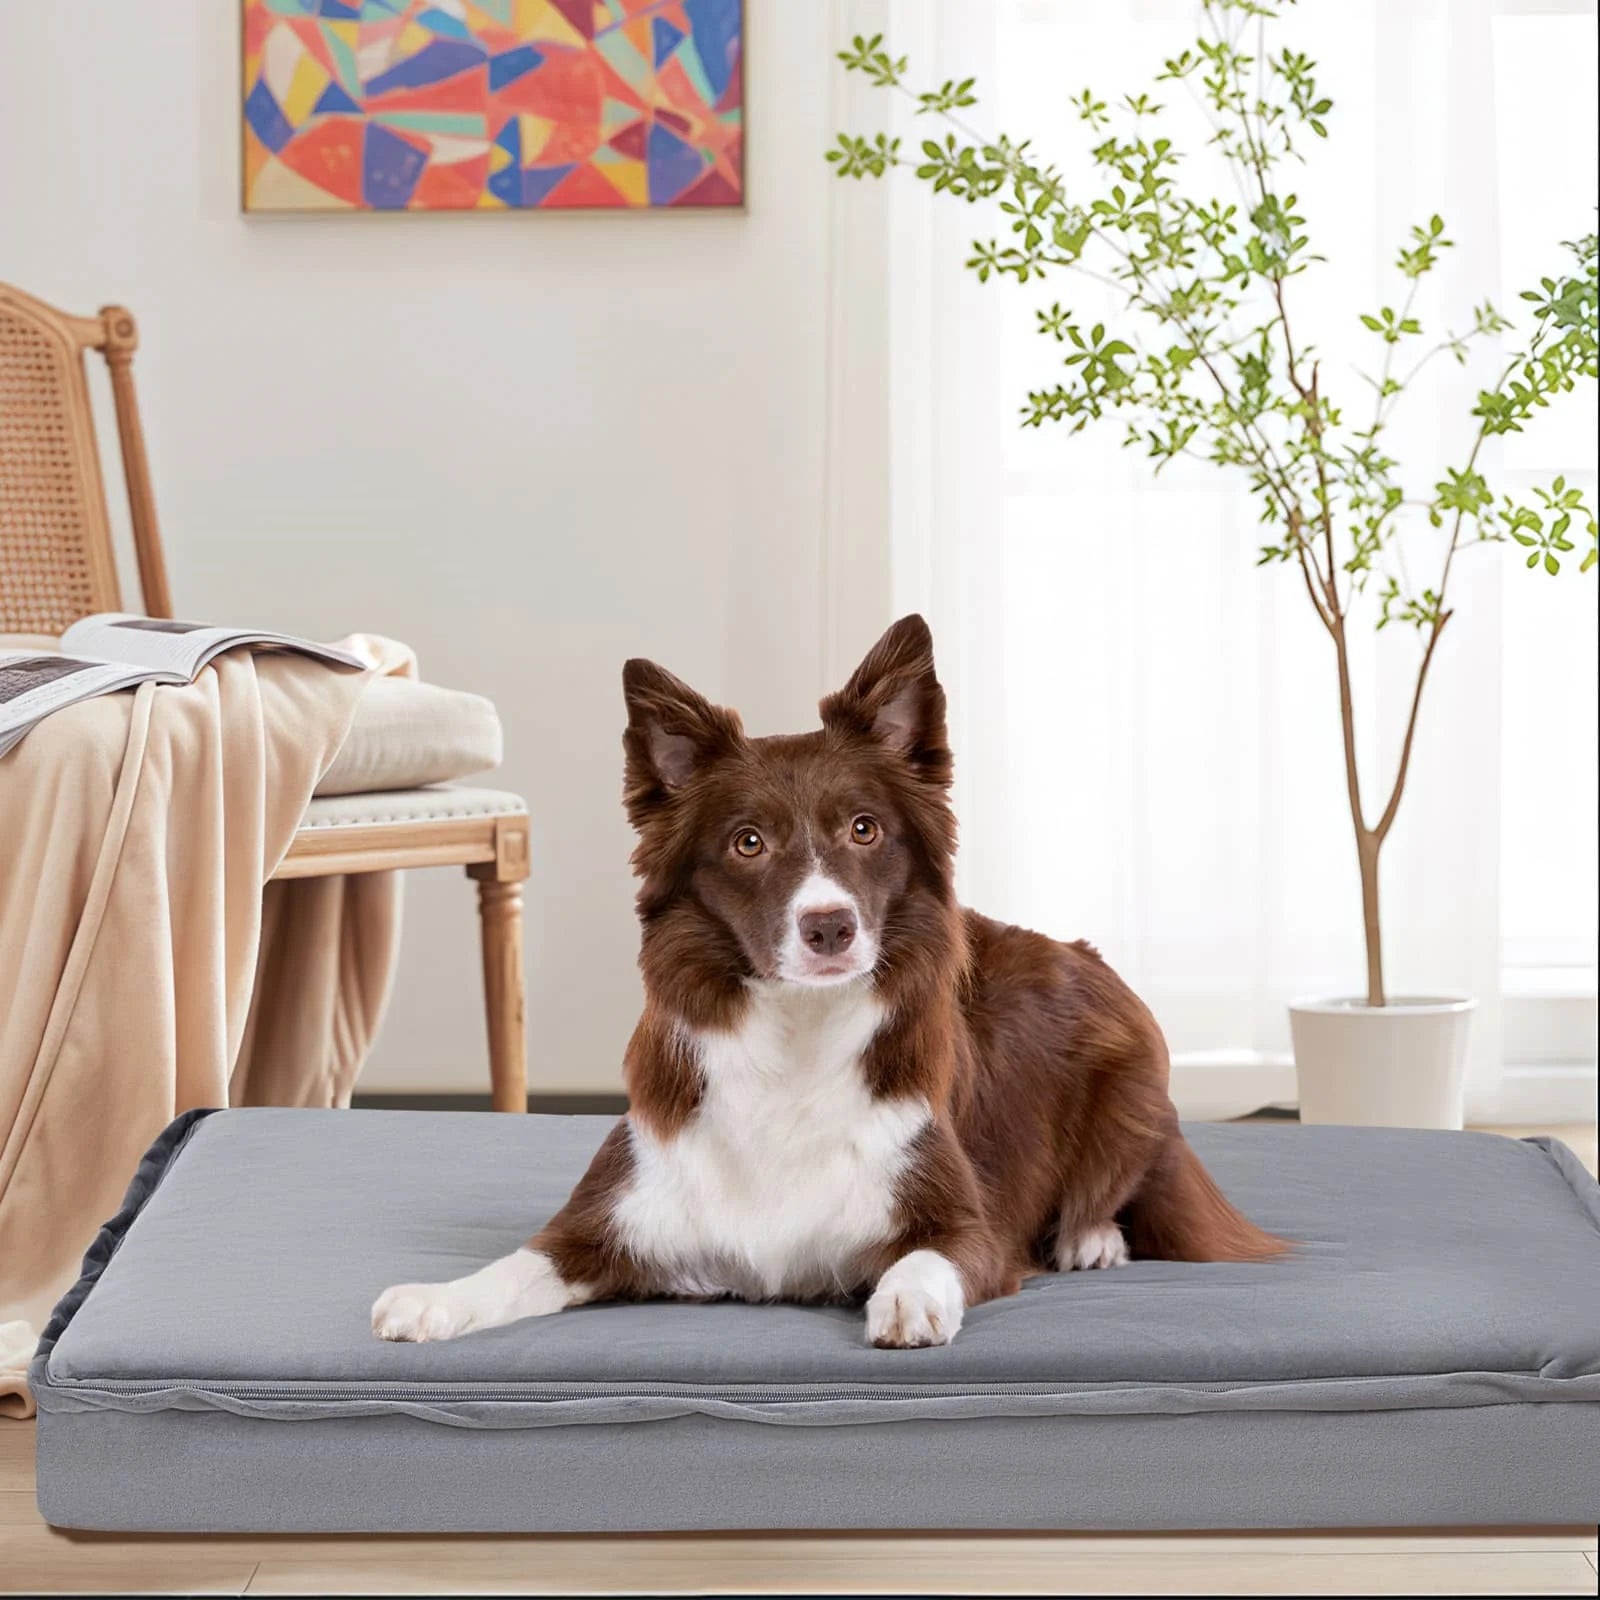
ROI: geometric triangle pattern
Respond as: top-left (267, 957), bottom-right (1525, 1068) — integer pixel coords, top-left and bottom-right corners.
top-left (242, 0), bottom-right (744, 212)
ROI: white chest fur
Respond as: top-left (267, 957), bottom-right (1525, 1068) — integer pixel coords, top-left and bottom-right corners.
top-left (613, 981), bottom-right (929, 1302)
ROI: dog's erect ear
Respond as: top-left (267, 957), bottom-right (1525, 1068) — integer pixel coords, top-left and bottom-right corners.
top-left (622, 658), bottom-right (745, 818)
top-left (819, 614), bottom-right (952, 785)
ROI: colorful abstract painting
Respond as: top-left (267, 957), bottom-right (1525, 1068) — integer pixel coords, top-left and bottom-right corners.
top-left (242, 0), bottom-right (744, 212)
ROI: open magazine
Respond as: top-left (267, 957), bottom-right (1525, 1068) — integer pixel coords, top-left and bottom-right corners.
top-left (0, 614), bottom-right (366, 759)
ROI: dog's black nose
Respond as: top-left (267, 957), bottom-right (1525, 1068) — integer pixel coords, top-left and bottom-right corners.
top-left (799, 907), bottom-right (857, 956)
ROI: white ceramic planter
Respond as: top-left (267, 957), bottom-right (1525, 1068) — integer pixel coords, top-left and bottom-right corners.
top-left (1288, 996), bottom-right (1477, 1130)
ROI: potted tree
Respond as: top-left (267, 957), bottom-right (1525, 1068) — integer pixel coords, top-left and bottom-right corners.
top-left (830, 0), bottom-right (1597, 1127)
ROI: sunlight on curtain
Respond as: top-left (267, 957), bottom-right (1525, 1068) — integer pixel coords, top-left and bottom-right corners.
top-left (1493, 13), bottom-right (1599, 984)
top-left (884, 0), bottom-right (1597, 1108)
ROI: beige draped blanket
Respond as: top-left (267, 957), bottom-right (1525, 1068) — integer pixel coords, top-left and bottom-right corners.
top-left (0, 637), bottom-right (414, 1416)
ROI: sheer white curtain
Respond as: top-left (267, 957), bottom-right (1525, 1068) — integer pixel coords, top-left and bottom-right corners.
top-left (872, 0), bottom-right (1598, 1117)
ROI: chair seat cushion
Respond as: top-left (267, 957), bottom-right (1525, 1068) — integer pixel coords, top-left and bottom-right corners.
top-left (29, 1111), bottom-right (1600, 1533)
top-left (315, 677), bottom-right (502, 797)
top-left (298, 785), bottom-right (527, 829)
top-left (1, 633), bottom-right (501, 798)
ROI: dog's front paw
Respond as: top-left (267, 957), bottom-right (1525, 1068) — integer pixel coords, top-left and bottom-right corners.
top-left (371, 1281), bottom-right (479, 1343)
top-left (866, 1249), bottom-right (965, 1349)
top-left (371, 1249), bottom-right (576, 1342)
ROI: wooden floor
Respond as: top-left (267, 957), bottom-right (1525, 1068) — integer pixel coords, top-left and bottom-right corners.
top-left (4, 1123), bottom-right (1596, 1596)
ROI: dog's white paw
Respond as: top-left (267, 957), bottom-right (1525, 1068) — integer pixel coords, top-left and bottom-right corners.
top-left (371, 1282), bottom-right (480, 1343)
top-left (1060, 1221), bottom-right (1129, 1272)
top-left (371, 1249), bottom-right (575, 1342)
top-left (866, 1250), bottom-right (965, 1349)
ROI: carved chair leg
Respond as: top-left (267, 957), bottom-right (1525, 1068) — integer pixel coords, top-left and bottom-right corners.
top-left (469, 816), bottom-right (531, 1112)
top-left (474, 880), bottom-right (526, 1111)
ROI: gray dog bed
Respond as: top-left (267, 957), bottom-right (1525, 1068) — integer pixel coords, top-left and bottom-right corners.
top-left (31, 1108), bottom-right (1600, 1532)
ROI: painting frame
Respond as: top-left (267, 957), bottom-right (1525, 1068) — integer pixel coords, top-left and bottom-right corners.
top-left (239, 0), bottom-right (747, 216)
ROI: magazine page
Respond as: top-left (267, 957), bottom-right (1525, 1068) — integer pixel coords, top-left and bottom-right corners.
top-left (59, 614), bottom-right (368, 677)
top-left (0, 652), bottom-right (155, 758)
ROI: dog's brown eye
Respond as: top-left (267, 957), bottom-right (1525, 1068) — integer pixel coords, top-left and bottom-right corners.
top-left (850, 815), bottom-right (881, 845)
top-left (732, 828), bottom-right (765, 858)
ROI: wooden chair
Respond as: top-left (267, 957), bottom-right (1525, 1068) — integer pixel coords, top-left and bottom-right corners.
top-left (0, 282), bottom-right (529, 1111)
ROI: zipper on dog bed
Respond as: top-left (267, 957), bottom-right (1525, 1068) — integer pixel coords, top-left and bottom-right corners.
top-left (52, 1376), bottom-right (1126, 1403)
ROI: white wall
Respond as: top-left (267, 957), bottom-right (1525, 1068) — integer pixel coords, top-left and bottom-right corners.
top-left (0, 0), bottom-right (888, 1093)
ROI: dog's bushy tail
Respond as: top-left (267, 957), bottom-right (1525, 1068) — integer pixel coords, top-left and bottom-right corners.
top-left (1123, 1133), bottom-right (1288, 1262)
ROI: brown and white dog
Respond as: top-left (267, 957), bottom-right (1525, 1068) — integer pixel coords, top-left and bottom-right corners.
top-left (372, 615), bottom-right (1282, 1349)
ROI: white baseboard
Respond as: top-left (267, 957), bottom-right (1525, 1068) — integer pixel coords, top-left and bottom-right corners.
top-left (1467, 1063), bottom-right (1599, 1125)
top-left (1171, 1052), bottom-right (1597, 1125)
top-left (367, 1057), bottom-right (1594, 1123)
top-left (1169, 1052), bottom-right (1296, 1121)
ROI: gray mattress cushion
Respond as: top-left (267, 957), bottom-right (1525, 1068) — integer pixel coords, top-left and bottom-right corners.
top-left (30, 1110), bottom-right (1600, 1532)
top-left (34, 1110), bottom-right (1600, 1424)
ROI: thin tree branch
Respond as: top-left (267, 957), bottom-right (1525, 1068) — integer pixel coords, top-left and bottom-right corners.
top-left (1370, 355), bottom-right (1516, 841)
top-left (1330, 611), bottom-right (1372, 839)
top-left (1372, 610), bottom-right (1450, 843)
top-left (1291, 508), bottom-right (1336, 632)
